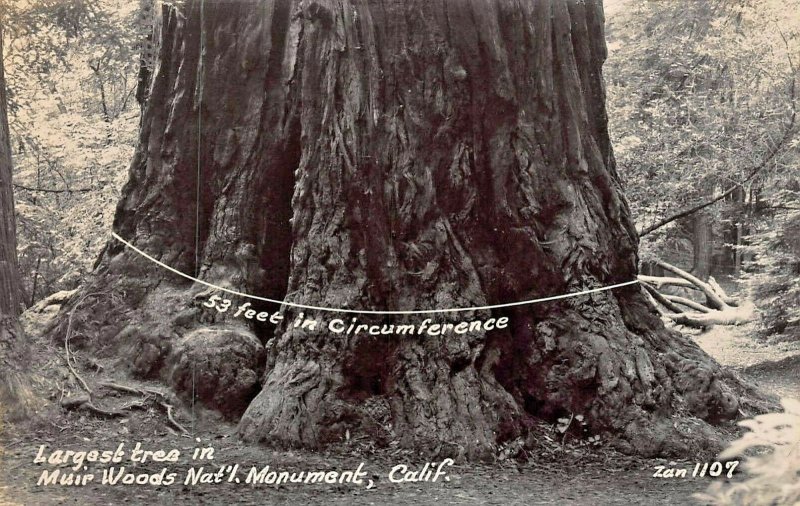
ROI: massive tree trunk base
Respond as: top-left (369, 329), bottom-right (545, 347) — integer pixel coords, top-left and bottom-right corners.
top-left (237, 321), bottom-right (525, 460)
top-left (56, 245), bottom-right (776, 461)
top-left (49, 0), bottom-right (777, 461)
top-left (234, 284), bottom-right (773, 459)
top-left (48, 261), bottom-right (268, 420)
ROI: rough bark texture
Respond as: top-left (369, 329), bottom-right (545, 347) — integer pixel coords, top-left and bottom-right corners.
top-left (0, 25), bottom-right (37, 422)
top-left (56, 0), bottom-right (773, 459)
top-left (0, 29), bottom-right (19, 319)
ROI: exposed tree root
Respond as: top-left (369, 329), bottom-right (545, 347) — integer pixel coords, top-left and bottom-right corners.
top-left (61, 301), bottom-right (189, 434)
top-left (158, 401), bottom-right (188, 435)
top-left (100, 381), bottom-right (189, 435)
top-left (64, 292), bottom-right (106, 396)
top-left (59, 382), bottom-right (188, 432)
top-left (61, 396), bottom-right (125, 418)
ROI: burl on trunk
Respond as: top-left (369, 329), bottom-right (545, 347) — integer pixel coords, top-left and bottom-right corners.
top-left (54, 0), bottom-right (771, 460)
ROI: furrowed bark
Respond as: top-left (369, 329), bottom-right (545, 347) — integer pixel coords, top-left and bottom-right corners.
top-left (0, 23), bottom-right (39, 422)
top-left (52, 0), bottom-right (773, 460)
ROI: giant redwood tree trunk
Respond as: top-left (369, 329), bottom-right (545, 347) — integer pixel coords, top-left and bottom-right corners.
top-left (57, 0), bottom-right (771, 459)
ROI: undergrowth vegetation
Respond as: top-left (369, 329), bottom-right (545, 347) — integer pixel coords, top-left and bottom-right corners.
top-left (696, 398), bottom-right (800, 505)
top-left (3, 0), bottom-right (145, 304)
top-left (745, 207), bottom-right (800, 342)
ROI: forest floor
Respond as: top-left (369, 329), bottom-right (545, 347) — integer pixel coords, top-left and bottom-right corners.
top-left (1, 321), bottom-right (797, 506)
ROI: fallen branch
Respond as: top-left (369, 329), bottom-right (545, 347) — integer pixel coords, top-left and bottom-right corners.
top-left (653, 260), bottom-right (733, 310)
top-left (644, 290), bottom-right (669, 316)
top-left (643, 259), bottom-right (750, 329)
top-left (665, 304), bottom-right (754, 328)
top-left (638, 275), bottom-right (700, 290)
top-left (642, 282), bottom-right (683, 313)
top-left (662, 294), bottom-right (712, 313)
top-left (708, 277), bottom-right (739, 307)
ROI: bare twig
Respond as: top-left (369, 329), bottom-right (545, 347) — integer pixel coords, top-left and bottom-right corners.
top-left (638, 275), bottom-right (701, 290)
top-left (64, 293), bottom-right (106, 397)
top-left (638, 40), bottom-right (797, 238)
top-left (13, 183), bottom-right (94, 194)
top-left (159, 402), bottom-right (189, 435)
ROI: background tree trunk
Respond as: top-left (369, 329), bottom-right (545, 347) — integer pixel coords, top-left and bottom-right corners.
top-left (0, 29), bottom-right (20, 319)
top-left (0, 23), bottom-right (37, 422)
top-left (58, 0), bottom-right (772, 459)
top-left (691, 211), bottom-right (713, 281)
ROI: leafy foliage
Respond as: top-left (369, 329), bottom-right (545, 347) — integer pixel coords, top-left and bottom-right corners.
top-left (3, 0), bottom-right (150, 305)
top-left (606, 0), bottom-right (799, 261)
top-left (744, 204), bottom-right (800, 341)
top-left (695, 397), bottom-right (800, 505)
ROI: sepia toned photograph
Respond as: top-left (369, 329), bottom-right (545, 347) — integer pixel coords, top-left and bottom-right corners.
top-left (0, 0), bottom-right (798, 504)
